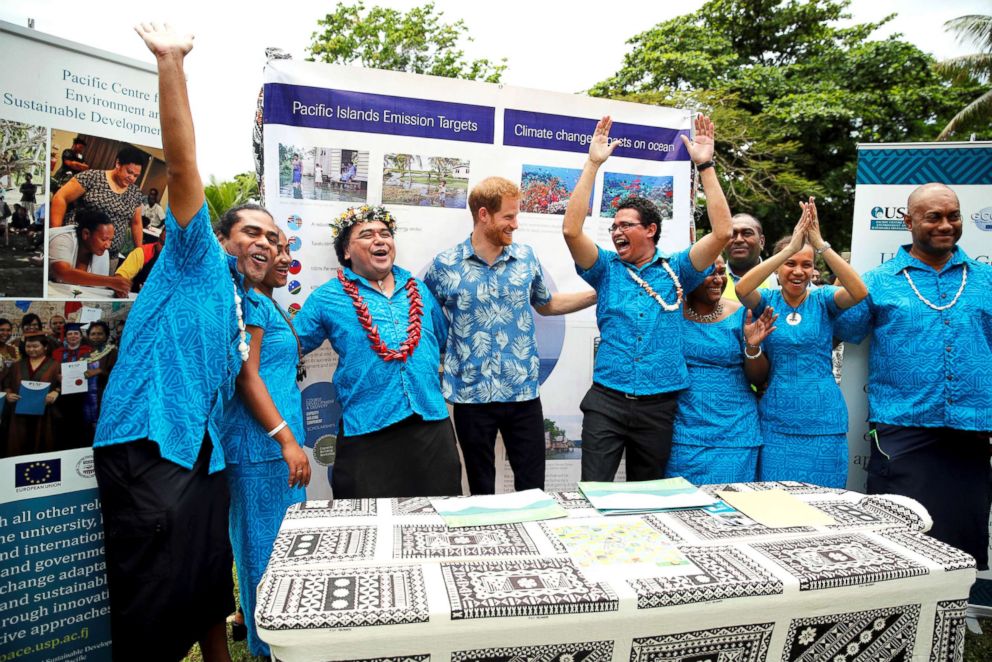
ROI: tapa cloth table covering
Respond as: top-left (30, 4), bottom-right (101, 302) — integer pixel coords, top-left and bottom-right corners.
top-left (256, 481), bottom-right (975, 662)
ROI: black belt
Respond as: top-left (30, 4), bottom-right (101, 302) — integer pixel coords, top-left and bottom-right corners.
top-left (593, 382), bottom-right (677, 401)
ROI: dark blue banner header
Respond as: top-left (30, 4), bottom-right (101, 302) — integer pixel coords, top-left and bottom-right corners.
top-left (503, 109), bottom-right (689, 162)
top-left (264, 83), bottom-right (496, 144)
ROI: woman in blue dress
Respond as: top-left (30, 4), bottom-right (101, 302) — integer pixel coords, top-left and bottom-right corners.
top-left (736, 198), bottom-right (868, 487)
top-left (221, 230), bottom-right (310, 657)
top-left (668, 255), bottom-right (776, 484)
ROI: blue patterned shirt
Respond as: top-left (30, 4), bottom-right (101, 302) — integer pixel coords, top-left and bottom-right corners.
top-left (579, 246), bottom-right (712, 395)
top-left (674, 308), bottom-right (761, 447)
top-left (220, 291), bottom-right (305, 464)
top-left (753, 286), bottom-right (847, 434)
top-left (835, 245), bottom-right (992, 431)
top-left (424, 236), bottom-right (553, 404)
top-left (94, 202), bottom-right (247, 473)
top-left (294, 265), bottom-right (449, 436)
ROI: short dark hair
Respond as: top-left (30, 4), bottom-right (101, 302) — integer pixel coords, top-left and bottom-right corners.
top-left (0, 318), bottom-right (11, 329)
top-left (87, 320), bottom-right (110, 337)
top-left (20, 335), bottom-right (49, 357)
top-left (731, 213), bottom-right (764, 234)
top-left (72, 136), bottom-right (87, 147)
top-left (615, 197), bottom-right (662, 245)
top-left (334, 224), bottom-right (356, 267)
top-left (218, 203), bottom-right (272, 239)
top-left (75, 209), bottom-right (113, 241)
top-left (116, 146), bottom-right (147, 167)
top-left (24, 173), bottom-right (32, 180)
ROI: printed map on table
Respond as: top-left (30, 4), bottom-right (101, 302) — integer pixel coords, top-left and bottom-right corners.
top-left (551, 519), bottom-right (689, 570)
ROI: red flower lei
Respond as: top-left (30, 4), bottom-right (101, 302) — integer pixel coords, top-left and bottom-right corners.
top-left (338, 269), bottom-right (423, 362)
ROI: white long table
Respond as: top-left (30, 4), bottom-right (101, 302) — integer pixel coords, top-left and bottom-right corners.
top-left (257, 482), bottom-right (974, 662)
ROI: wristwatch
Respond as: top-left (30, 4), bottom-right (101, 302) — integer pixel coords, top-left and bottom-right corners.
top-left (696, 160), bottom-right (716, 172)
top-left (815, 242), bottom-right (831, 255)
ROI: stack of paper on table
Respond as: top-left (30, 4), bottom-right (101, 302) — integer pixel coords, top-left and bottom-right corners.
top-left (430, 489), bottom-right (567, 528)
top-left (578, 477), bottom-right (717, 515)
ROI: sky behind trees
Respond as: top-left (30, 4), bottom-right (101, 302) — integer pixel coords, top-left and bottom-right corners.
top-left (1, 0), bottom-right (987, 179)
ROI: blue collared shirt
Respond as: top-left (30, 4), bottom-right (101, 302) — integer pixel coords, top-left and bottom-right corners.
top-left (94, 202), bottom-right (246, 473)
top-left (424, 236), bottom-right (552, 404)
top-left (578, 245), bottom-right (712, 395)
top-left (293, 265), bottom-right (449, 436)
top-left (835, 245), bottom-right (992, 431)
top-left (220, 291), bottom-right (305, 464)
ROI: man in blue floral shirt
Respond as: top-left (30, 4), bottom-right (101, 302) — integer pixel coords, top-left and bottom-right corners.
top-left (425, 177), bottom-right (596, 494)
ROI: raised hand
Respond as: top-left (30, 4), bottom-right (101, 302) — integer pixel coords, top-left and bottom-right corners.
top-left (786, 203), bottom-right (812, 254)
top-left (744, 306), bottom-right (777, 347)
top-left (589, 116), bottom-right (619, 166)
top-left (680, 114), bottom-right (716, 165)
top-left (134, 22), bottom-right (194, 59)
top-left (802, 196), bottom-right (826, 251)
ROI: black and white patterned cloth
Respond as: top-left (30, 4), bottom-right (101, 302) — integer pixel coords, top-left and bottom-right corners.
top-left (256, 484), bottom-right (974, 662)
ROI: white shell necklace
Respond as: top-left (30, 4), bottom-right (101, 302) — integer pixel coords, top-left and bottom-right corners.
top-left (686, 300), bottom-right (724, 323)
top-left (903, 263), bottom-right (967, 312)
top-left (234, 282), bottom-right (249, 361)
top-left (625, 261), bottom-right (684, 312)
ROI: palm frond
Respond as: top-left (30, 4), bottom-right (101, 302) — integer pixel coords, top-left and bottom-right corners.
top-left (937, 88), bottom-right (992, 140)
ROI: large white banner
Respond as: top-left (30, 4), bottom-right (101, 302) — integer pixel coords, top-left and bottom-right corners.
top-left (261, 60), bottom-right (694, 496)
top-left (0, 20), bottom-right (162, 662)
top-left (841, 142), bottom-right (992, 486)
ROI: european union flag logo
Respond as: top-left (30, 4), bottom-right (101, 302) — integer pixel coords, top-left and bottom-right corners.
top-left (15, 460), bottom-right (61, 487)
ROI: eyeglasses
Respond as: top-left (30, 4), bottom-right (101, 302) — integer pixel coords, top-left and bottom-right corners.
top-left (609, 222), bottom-right (643, 234)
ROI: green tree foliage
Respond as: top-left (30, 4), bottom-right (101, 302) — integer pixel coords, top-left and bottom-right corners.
top-left (204, 172), bottom-right (260, 226)
top-left (938, 14), bottom-right (992, 140)
top-left (591, 0), bottom-right (990, 249)
top-left (307, 1), bottom-right (506, 83)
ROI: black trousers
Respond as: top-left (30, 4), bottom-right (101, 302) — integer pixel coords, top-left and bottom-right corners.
top-left (579, 383), bottom-right (678, 482)
top-left (867, 423), bottom-right (991, 570)
top-left (94, 437), bottom-right (233, 662)
top-left (453, 398), bottom-right (546, 494)
top-left (334, 415), bottom-right (462, 498)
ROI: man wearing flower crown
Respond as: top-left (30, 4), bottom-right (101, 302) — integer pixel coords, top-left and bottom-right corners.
top-left (294, 205), bottom-right (462, 498)
top-left (837, 182), bottom-right (992, 571)
top-left (561, 115), bottom-right (734, 482)
top-left (92, 23), bottom-right (280, 662)
top-left (424, 176), bottom-right (597, 495)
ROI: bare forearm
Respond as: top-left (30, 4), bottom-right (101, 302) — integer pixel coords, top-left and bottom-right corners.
top-left (536, 289), bottom-right (597, 316)
top-left (736, 247), bottom-right (794, 305)
top-left (155, 52), bottom-right (203, 224)
top-left (821, 248), bottom-right (867, 307)
top-left (237, 373), bottom-right (297, 448)
top-left (562, 160), bottom-right (600, 269)
top-left (743, 353), bottom-right (769, 387)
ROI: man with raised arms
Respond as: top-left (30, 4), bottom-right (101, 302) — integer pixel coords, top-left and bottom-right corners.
top-left (562, 115), bottom-right (733, 482)
top-left (838, 183), bottom-right (992, 572)
top-left (425, 176), bottom-right (596, 495)
top-left (93, 23), bottom-right (280, 662)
